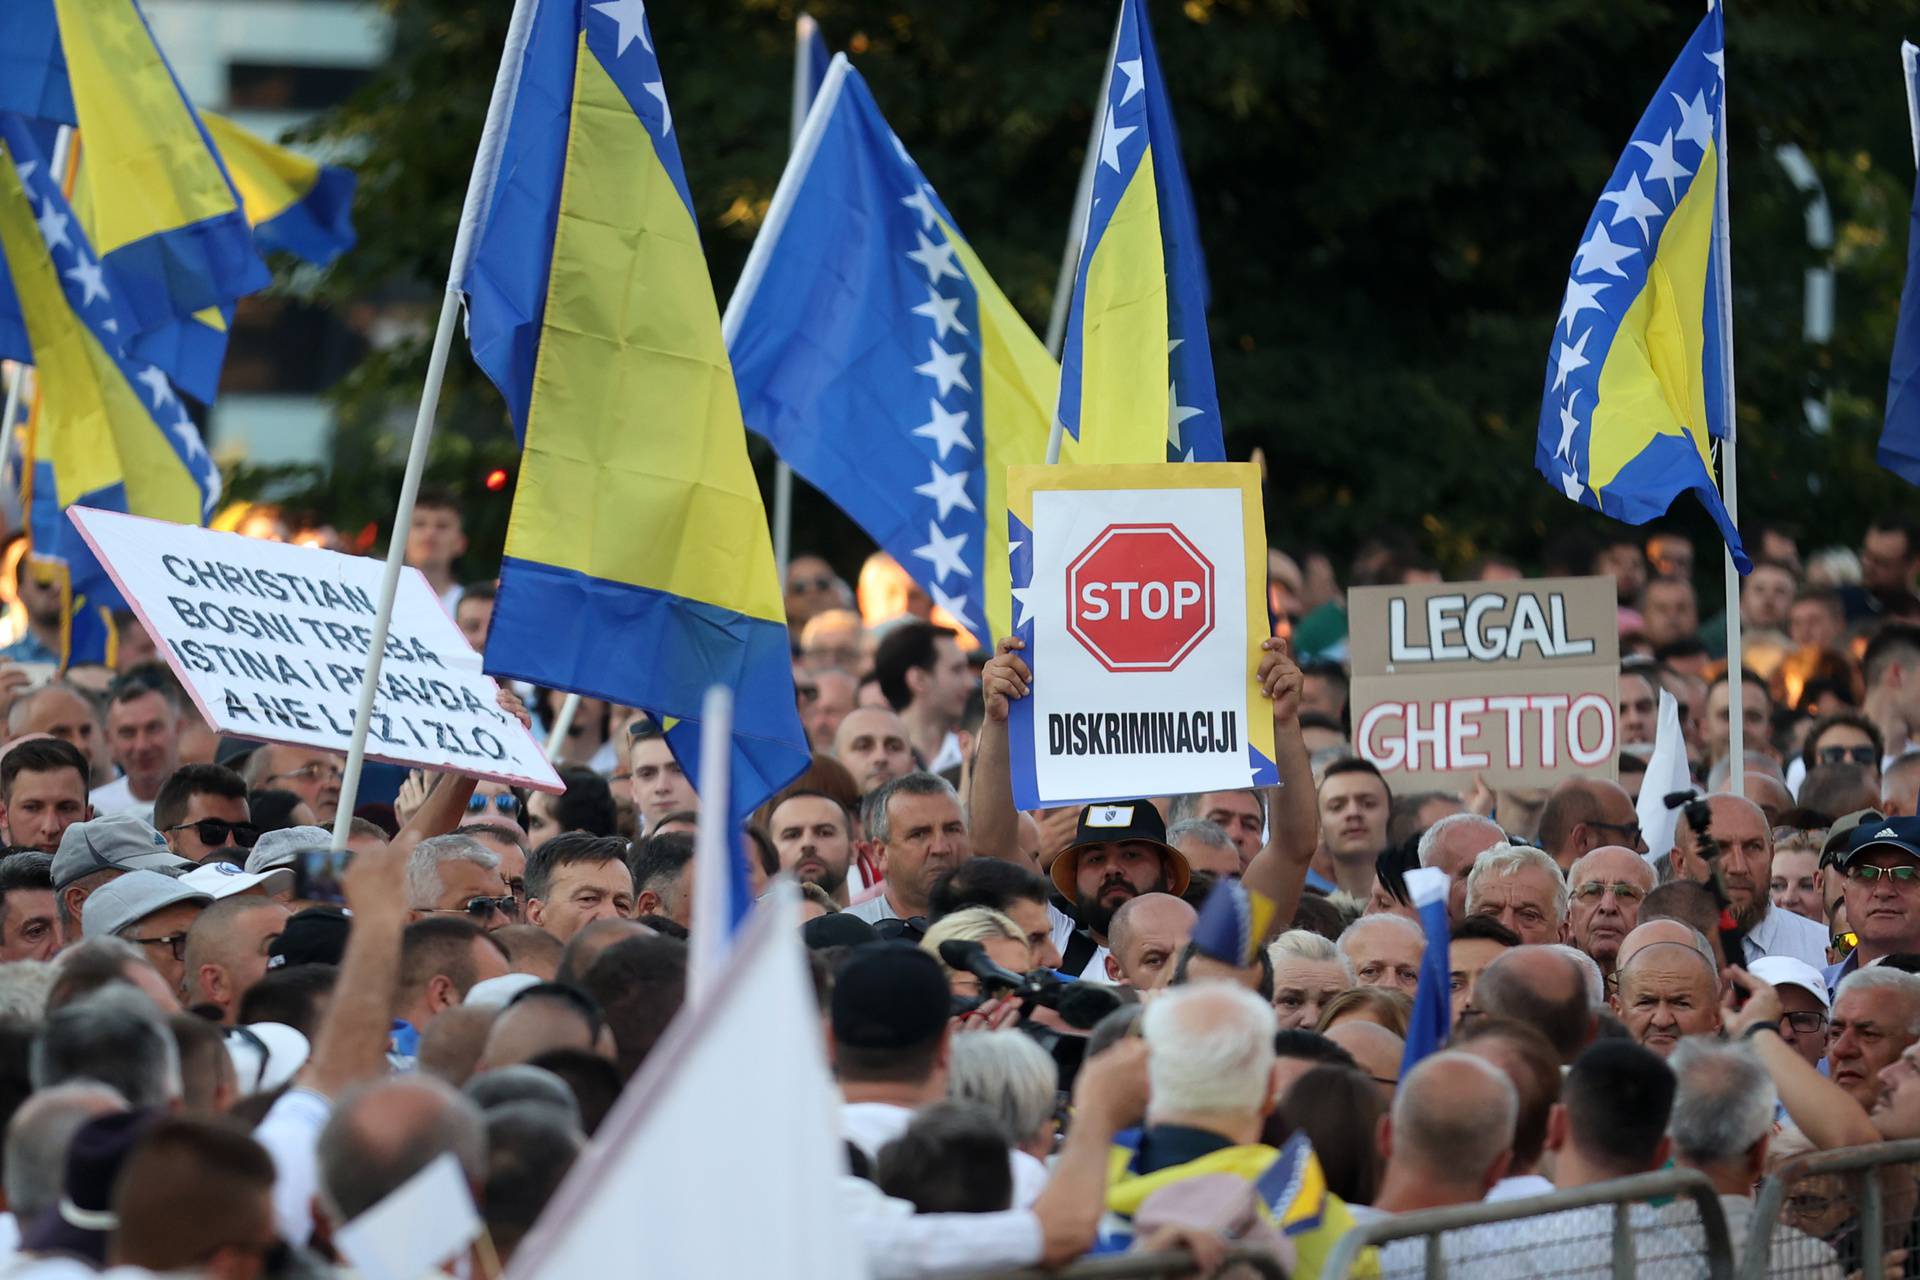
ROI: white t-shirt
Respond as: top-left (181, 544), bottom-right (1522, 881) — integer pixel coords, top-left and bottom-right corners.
top-left (87, 775), bottom-right (152, 822)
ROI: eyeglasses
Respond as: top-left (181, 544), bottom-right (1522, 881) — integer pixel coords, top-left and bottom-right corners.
top-left (1777, 1011), bottom-right (1828, 1035)
top-left (1818, 745), bottom-right (1880, 767)
top-left (1572, 880), bottom-right (1647, 904)
top-left (1587, 820), bottom-right (1644, 846)
top-left (129, 931), bottom-right (190, 961)
top-left (267, 763), bottom-right (344, 785)
top-left (464, 793), bottom-right (521, 817)
top-left (1845, 864), bottom-right (1920, 885)
top-left (166, 818), bottom-right (261, 848)
top-left (423, 895), bottom-right (516, 921)
top-left (795, 682), bottom-right (820, 705)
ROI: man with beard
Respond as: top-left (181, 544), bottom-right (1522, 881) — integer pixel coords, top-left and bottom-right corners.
top-left (769, 790), bottom-right (856, 907)
top-left (1668, 794), bottom-right (1827, 969)
top-left (1044, 804), bottom-right (1192, 980)
top-left (846, 773), bottom-right (968, 926)
top-left (1564, 845), bottom-right (1656, 980)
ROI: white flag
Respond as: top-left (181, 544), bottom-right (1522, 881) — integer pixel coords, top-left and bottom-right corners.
top-left (333, 1153), bottom-right (482, 1280)
top-left (1637, 688), bottom-right (1694, 862)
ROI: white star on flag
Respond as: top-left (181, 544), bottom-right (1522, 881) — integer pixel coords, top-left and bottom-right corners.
top-left (1558, 279), bottom-right (1607, 334)
top-left (642, 82), bottom-right (671, 135)
top-left (1168, 381), bottom-right (1203, 449)
top-left (1009, 580), bottom-right (1034, 630)
top-left (1706, 48), bottom-right (1724, 80)
top-left (905, 231), bottom-right (961, 286)
top-left (1115, 59), bottom-right (1145, 106)
top-left (1573, 223), bottom-right (1637, 279)
top-left (1670, 90), bottom-right (1713, 153)
top-left (928, 582), bottom-right (975, 631)
top-left (912, 400), bottom-right (973, 460)
top-left (34, 202), bottom-right (69, 253)
top-left (63, 253), bottom-right (108, 306)
top-left (901, 185), bottom-right (938, 231)
top-left (911, 522), bottom-right (971, 585)
top-left (911, 286), bottom-right (967, 340)
top-left (590, 0), bottom-right (652, 56)
top-left (1597, 173), bottom-right (1663, 242)
top-left (1560, 471), bottom-right (1584, 501)
top-left (13, 161), bottom-right (36, 189)
top-left (1099, 106), bottom-right (1138, 174)
top-left (1629, 129), bottom-right (1693, 202)
top-left (914, 341), bottom-right (971, 398)
top-left (1553, 329), bottom-right (1591, 392)
top-left (135, 365), bottom-right (175, 410)
top-left (169, 415), bottom-right (206, 459)
top-left (913, 461), bottom-right (976, 520)
top-left (1555, 390), bottom-right (1581, 462)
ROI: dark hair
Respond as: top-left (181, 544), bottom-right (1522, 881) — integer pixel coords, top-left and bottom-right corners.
top-left (1373, 840), bottom-right (1419, 907)
top-left (524, 833), bottom-right (630, 905)
top-left (627, 831), bottom-right (695, 900)
top-left (1319, 756), bottom-right (1387, 797)
top-left (460, 821), bottom-right (531, 852)
top-left (1272, 1028), bottom-right (1358, 1068)
top-left (1563, 1040), bottom-right (1676, 1174)
top-left (743, 824), bottom-right (778, 877)
top-left (1865, 626), bottom-right (1920, 689)
top-left (413, 485), bottom-right (463, 517)
top-left (927, 859), bottom-right (1051, 920)
top-left (1171, 941), bottom-right (1274, 1001)
top-left (458, 581), bottom-right (497, 606)
top-left (1453, 1017), bottom-right (1562, 1169)
top-left (504, 981), bottom-right (604, 1043)
top-left (767, 789), bottom-right (854, 839)
top-left (1652, 636), bottom-right (1710, 664)
top-left (152, 764), bottom-right (247, 833)
top-left (548, 765), bottom-right (617, 838)
top-left (1797, 764), bottom-right (1881, 826)
top-left (396, 917), bottom-right (498, 1005)
top-left (0, 851), bottom-right (53, 901)
top-left (633, 914), bottom-right (689, 940)
top-left (236, 964), bottom-right (337, 1037)
top-left (167, 1013), bottom-right (231, 1112)
top-left (1801, 713), bottom-right (1886, 773)
top-left (247, 788), bottom-right (309, 833)
top-left (1275, 1066), bottom-right (1383, 1205)
top-left (1288, 892), bottom-right (1348, 943)
top-left (872, 622), bottom-right (956, 712)
top-left (105, 662), bottom-right (182, 714)
top-left (874, 1101), bottom-right (1012, 1214)
top-left (578, 936), bottom-right (687, 1080)
top-left (525, 1048), bottom-right (624, 1136)
top-left (1449, 914), bottom-right (1522, 948)
top-left (0, 737), bottom-right (88, 802)
top-left (111, 1117), bottom-right (276, 1272)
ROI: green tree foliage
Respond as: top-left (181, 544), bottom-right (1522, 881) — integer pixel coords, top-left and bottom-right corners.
top-left (273, 0), bottom-right (1920, 585)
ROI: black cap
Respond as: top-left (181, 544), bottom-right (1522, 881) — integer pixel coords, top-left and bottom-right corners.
top-left (267, 906), bottom-right (350, 969)
top-left (829, 941), bottom-right (949, 1050)
top-left (802, 913), bottom-right (880, 951)
top-left (1050, 801), bottom-right (1191, 898)
top-left (21, 1109), bottom-right (155, 1263)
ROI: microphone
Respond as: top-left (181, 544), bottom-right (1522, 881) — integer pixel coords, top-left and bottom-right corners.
top-left (938, 939), bottom-right (1122, 1029)
top-left (938, 939), bottom-right (1030, 993)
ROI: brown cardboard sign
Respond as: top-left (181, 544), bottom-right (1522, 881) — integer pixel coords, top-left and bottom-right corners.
top-left (1347, 576), bottom-right (1620, 790)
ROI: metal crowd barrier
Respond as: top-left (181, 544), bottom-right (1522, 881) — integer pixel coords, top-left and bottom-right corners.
top-left (1743, 1138), bottom-right (1920, 1280)
top-left (1322, 1167), bottom-right (1734, 1279)
top-left (952, 1245), bottom-right (1288, 1279)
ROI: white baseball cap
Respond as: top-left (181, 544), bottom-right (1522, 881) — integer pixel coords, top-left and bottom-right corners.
top-left (179, 861), bottom-right (295, 901)
top-left (1749, 955), bottom-right (1830, 1010)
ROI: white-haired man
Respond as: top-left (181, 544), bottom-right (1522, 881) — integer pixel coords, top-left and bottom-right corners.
top-left (1338, 914), bottom-right (1424, 997)
top-left (405, 834), bottom-right (512, 931)
top-left (1465, 844), bottom-right (1567, 945)
top-left (1417, 814), bottom-right (1505, 926)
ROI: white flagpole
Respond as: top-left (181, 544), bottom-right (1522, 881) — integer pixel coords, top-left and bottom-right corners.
top-left (770, 14), bottom-right (819, 579)
top-left (688, 684), bottom-right (735, 1005)
top-left (1904, 42), bottom-right (1920, 168)
top-left (544, 693), bottom-right (581, 763)
top-left (328, 0), bottom-right (539, 851)
top-left (1715, 34), bottom-right (1744, 799)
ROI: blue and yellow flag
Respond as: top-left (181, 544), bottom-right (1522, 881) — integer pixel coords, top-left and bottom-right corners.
top-left (0, 133), bottom-right (220, 664)
top-left (1055, 0), bottom-right (1225, 466)
top-left (200, 110), bottom-right (356, 268)
top-left (0, 0), bottom-right (269, 334)
top-left (461, 0), bottom-right (809, 819)
top-left (1879, 41), bottom-right (1920, 486)
top-left (1189, 878), bottom-right (1277, 969)
top-left (1535, 3), bottom-right (1749, 572)
top-left (726, 57), bottom-right (1060, 643)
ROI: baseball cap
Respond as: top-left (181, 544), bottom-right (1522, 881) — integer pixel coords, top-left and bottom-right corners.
top-left (1748, 955), bottom-right (1830, 1011)
top-left (1821, 809), bottom-right (1887, 868)
top-left (802, 913), bottom-right (880, 951)
top-left (464, 972), bottom-right (543, 1008)
top-left (80, 870), bottom-right (212, 939)
top-left (180, 860), bottom-right (294, 900)
top-left (226, 1022), bottom-right (310, 1093)
top-left (1838, 815), bottom-right (1920, 870)
top-left (246, 826), bottom-right (333, 874)
top-left (267, 906), bottom-right (350, 969)
top-left (1049, 801), bottom-right (1192, 899)
top-left (51, 813), bottom-right (191, 889)
top-left (829, 941), bottom-right (949, 1050)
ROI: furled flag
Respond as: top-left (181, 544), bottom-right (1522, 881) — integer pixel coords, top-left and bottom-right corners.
top-left (1534, 2), bottom-right (1749, 573)
top-left (200, 111), bottom-right (357, 268)
top-left (1055, 0), bottom-right (1226, 467)
top-left (1189, 878), bottom-right (1277, 968)
top-left (1879, 41), bottom-right (1920, 485)
top-left (1398, 866), bottom-right (1452, 1076)
top-left (0, 0), bottom-right (269, 335)
top-left (726, 56), bottom-right (1059, 641)
top-left (1637, 687), bottom-right (1694, 862)
top-left (460, 0), bottom-right (809, 820)
top-left (0, 129), bottom-right (219, 665)
top-left (687, 686), bottom-right (749, 1004)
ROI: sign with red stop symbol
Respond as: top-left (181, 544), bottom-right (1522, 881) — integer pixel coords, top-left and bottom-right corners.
top-left (1066, 524), bottom-right (1215, 672)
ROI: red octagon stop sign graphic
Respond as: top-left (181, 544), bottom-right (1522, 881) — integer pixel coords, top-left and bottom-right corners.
top-left (1066, 523), bottom-right (1215, 672)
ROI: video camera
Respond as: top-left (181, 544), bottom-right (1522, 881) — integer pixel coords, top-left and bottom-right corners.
top-left (939, 939), bottom-right (1122, 1031)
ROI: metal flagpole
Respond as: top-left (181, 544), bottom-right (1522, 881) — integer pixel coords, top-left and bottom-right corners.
top-left (771, 14), bottom-right (818, 578)
top-left (328, 0), bottom-right (538, 851)
top-left (1715, 34), bottom-right (1744, 799)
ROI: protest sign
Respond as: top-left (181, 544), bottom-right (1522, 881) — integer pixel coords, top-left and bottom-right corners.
top-left (70, 508), bottom-right (562, 792)
top-left (1347, 575), bottom-right (1619, 790)
top-left (1005, 462), bottom-right (1276, 808)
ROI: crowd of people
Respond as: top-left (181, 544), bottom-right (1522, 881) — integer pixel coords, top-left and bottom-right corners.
top-left (0, 496), bottom-right (1915, 1276)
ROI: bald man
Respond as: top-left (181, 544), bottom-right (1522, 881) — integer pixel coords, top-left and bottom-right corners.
top-left (1536, 778), bottom-right (1645, 870)
top-left (1669, 793), bottom-right (1826, 969)
top-left (1611, 923), bottom-right (1722, 1057)
top-left (1104, 893), bottom-right (1196, 989)
top-left (1369, 1052), bottom-right (1518, 1214)
top-left (831, 707), bottom-right (916, 797)
top-left (1564, 846), bottom-right (1656, 978)
top-left (1470, 946), bottom-right (1595, 1066)
top-left (1326, 1020), bottom-right (1405, 1101)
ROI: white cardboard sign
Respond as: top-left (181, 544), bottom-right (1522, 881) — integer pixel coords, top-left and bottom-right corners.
top-left (71, 507), bottom-right (563, 793)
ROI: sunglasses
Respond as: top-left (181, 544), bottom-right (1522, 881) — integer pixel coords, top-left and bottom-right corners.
top-left (464, 793), bottom-right (521, 816)
top-left (1587, 820), bottom-right (1644, 845)
top-left (1832, 930), bottom-right (1859, 954)
top-left (167, 818), bottom-right (261, 848)
top-left (425, 895), bottom-right (517, 921)
top-left (1818, 745), bottom-right (1880, 766)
